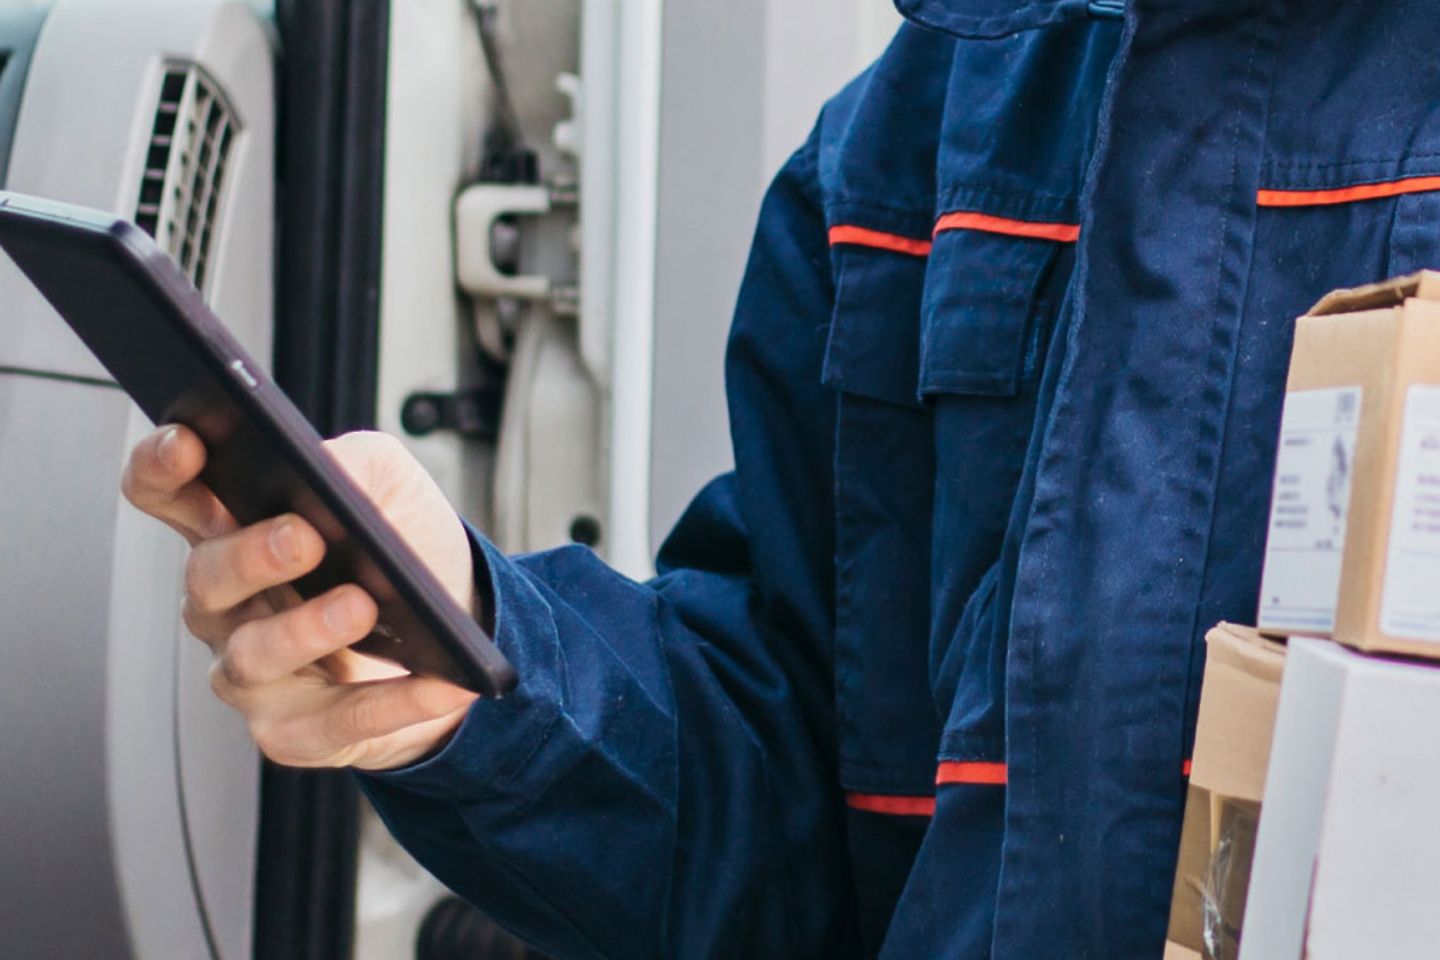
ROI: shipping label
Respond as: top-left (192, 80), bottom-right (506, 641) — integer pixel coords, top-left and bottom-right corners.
top-left (1380, 385), bottom-right (1440, 643)
top-left (1257, 386), bottom-right (1362, 633)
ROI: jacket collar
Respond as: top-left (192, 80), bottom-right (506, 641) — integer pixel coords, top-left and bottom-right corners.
top-left (894, 0), bottom-right (1111, 38)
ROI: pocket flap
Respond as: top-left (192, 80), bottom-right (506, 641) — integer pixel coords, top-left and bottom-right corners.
top-left (919, 229), bottom-right (1060, 397)
top-left (822, 244), bottom-right (927, 409)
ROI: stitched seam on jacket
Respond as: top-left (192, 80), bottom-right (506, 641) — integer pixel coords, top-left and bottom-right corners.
top-left (1262, 152), bottom-right (1440, 169)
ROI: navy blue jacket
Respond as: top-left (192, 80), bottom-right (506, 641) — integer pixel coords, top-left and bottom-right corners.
top-left (362, 1), bottom-right (1440, 955)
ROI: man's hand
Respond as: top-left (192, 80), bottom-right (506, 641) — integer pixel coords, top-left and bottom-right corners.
top-left (121, 425), bottom-right (480, 771)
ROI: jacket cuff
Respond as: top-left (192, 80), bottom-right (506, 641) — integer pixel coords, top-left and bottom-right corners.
top-left (359, 520), bottom-right (567, 802)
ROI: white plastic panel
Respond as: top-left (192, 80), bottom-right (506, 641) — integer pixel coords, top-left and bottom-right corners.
top-left (0, 4), bottom-right (273, 958)
top-left (0, 375), bottom-right (163, 959)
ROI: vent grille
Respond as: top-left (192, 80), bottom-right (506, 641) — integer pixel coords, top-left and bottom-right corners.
top-left (136, 64), bottom-right (239, 296)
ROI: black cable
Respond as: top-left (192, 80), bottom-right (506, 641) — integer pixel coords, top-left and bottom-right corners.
top-left (472, 1), bottom-right (525, 157)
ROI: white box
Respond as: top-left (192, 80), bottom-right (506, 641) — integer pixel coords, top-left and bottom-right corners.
top-left (1241, 638), bottom-right (1440, 959)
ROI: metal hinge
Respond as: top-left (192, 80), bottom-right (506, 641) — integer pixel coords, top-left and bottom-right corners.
top-left (400, 386), bottom-right (504, 441)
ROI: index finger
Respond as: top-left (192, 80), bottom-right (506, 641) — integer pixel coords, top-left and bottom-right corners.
top-left (121, 425), bottom-right (236, 544)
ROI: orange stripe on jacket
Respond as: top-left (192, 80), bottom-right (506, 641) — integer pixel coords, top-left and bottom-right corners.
top-left (846, 761), bottom-right (1008, 816)
top-left (845, 792), bottom-right (937, 817)
top-left (1257, 175), bottom-right (1440, 207)
top-left (933, 211), bottom-right (1080, 243)
top-left (852, 757), bottom-right (1188, 814)
top-left (827, 225), bottom-right (933, 257)
top-left (935, 761), bottom-right (1008, 786)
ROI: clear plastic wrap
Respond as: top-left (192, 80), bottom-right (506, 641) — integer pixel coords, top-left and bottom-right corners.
top-left (1200, 797), bottom-right (1261, 960)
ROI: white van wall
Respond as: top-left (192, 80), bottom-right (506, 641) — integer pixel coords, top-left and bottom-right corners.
top-left (647, 0), bottom-right (901, 561)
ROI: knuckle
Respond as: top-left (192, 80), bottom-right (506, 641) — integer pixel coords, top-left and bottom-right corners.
top-left (219, 645), bottom-right (255, 691)
top-left (183, 552), bottom-right (220, 613)
top-left (207, 659), bottom-right (237, 704)
top-left (227, 616), bottom-right (290, 687)
top-left (121, 436), bottom-right (172, 505)
top-left (180, 597), bottom-right (207, 639)
top-left (121, 467), bottom-right (168, 517)
top-left (192, 495), bottom-right (232, 541)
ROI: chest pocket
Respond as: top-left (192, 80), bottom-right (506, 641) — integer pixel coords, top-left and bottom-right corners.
top-left (824, 235), bottom-right (938, 797)
top-left (824, 220), bottom-right (1066, 798)
top-left (923, 224), bottom-right (1068, 766)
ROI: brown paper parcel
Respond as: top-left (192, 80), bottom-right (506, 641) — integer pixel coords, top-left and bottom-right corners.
top-left (1258, 271), bottom-right (1440, 659)
top-left (1165, 623), bottom-right (1286, 960)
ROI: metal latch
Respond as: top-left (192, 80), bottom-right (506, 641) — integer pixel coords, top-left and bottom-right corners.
top-left (454, 182), bottom-right (578, 314)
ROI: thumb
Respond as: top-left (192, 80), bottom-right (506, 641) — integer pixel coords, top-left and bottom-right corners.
top-left (323, 431), bottom-right (415, 500)
top-left (320, 431), bottom-right (475, 612)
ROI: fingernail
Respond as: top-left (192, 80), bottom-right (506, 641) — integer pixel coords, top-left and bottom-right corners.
top-left (269, 519), bottom-right (301, 565)
top-left (157, 427), bottom-right (180, 470)
top-left (324, 592), bottom-right (362, 635)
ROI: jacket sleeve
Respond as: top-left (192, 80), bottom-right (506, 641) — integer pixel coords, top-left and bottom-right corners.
top-left (357, 130), bottom-right (851, 960)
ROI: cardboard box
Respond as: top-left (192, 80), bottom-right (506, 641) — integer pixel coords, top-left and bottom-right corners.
top-left (1241, 638), bottom-right (1440, 959)
top-left (1166, 623), bottom-right (1286, 960)
top-left (1257, 271), bottom-right (1440, 658)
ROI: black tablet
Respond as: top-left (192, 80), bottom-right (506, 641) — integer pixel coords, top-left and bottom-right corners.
top-left (0, 191), bottom-right (516, 697)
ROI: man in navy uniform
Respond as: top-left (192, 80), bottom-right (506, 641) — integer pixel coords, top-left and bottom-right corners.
top-left (123, 1), bottom-right (1437, 955)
